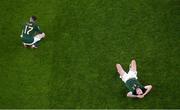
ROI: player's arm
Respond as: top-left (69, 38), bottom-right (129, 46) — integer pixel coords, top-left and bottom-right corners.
top-left (127, 92), bottom-right (144, 98)
top-left (20, 25), bottom-right (25, 37)
top-left (20, 29), bottom-right (23, 37)
top-left (142, 85), bottom-right (152, 96)
top-left (35, 25), bottom-right (42, 34)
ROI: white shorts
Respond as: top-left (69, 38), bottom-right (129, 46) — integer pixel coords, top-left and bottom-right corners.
top-left (120, 70), bottom-right (138, 83)
top-left (24, 33), bottom-right (45, 45)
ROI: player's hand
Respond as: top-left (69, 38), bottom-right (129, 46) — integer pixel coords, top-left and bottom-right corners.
top-left (137, 95), bottom-right (144, 99)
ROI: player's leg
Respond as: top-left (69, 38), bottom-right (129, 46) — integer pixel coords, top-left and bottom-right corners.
top-left (31, 33), bottom-right (45, 48)
top-left (128, 59), bottom-right (138, 79)
top-left (129, 59), bottom-right (137, 72)
top-left (22, 37), bottom-right (34, 48)
top-left (33, 41), bottom-right (40, 47)
top-left (23, 43), bottom-right (28, 48)
top-left (116, 64), bottom-right (126, 76)
top-left (116, 64), bottom-right (130, 82)
top-left (34, 33), bottom-right (45, 40)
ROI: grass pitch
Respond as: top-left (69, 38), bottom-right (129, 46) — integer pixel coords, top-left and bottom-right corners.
top-left (0, 0), bottom-right (179, 109)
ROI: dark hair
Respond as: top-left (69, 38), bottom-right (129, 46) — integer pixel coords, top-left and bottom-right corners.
top-left (133, 88), bottom-right (147, 95)
top-left (31, 16), bottom-right (37, 21)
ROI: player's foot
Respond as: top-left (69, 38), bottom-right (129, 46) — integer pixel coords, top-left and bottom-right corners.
top-left (31, 45), bottom-right (38, 49)
top-left (23, 45), bottom-right (28, 48)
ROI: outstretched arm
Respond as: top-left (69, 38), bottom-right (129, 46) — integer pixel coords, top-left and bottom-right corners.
top-left (143, 85), bottom-right (152, 96)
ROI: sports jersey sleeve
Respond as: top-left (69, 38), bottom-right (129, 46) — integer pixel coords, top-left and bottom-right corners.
top-left (20, 24), bottom-right (25, 37)
top-left (125, 78), bottom-right (145, 93)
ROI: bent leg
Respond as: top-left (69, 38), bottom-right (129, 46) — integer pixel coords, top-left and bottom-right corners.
top-left (116, 64), bottom-right (126, 77)
top-left (32, 33), bottom-right (45, 46)
top-left (34, 33), bottom-right (45, 40)
top-left (130, 59), bottom-right (137, 72)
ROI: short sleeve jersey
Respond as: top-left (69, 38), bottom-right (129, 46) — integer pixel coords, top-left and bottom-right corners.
top-left (125, 78), bottom-right (146, 95)
top-left (22, 22), bottom-right (41, 38)
top-left (21, 22), bottom-right (41, 43)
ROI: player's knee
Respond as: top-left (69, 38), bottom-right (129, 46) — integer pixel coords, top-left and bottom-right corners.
top-left (149, 85), bottom-right (152, 89)
top-left (116, 64), bottom-right (121, 68)
top-left (42, 32), bottom-right (45, 37)
top-left (131, 59), bottom-right (136, 63)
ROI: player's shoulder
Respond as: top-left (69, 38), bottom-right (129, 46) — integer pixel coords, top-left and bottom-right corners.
top-left (25, 22), bottom-right (32, 25)
top-left (33, 22), bottom-right (40, 27)
top-left (26, 21), bottom-right (38, 27)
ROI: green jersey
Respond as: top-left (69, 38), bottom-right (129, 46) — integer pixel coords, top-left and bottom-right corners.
top-left (125, 78), bottom-right (145, 95)
top-left (21, 22), bottom-right (41, 43)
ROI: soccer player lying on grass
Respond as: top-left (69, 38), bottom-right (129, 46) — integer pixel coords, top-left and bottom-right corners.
top-left (116, 59), bottom-right (152, 99)
top-left (20, 16), bottom-right (45, 48)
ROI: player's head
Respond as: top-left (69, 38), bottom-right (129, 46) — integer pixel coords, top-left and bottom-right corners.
top-left (30, 16), bottom-right (37, 22)
top-left (136, 88), bottom-right (143, 95)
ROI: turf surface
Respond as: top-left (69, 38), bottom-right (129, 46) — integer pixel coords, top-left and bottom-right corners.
top-left (0, 0), bottom-right (179, 109)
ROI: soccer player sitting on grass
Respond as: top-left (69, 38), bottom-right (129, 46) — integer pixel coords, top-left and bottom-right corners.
top-left (116, 59), bottom-right (152, 99)
top-left (20, 16), bottom-right (45, 48)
